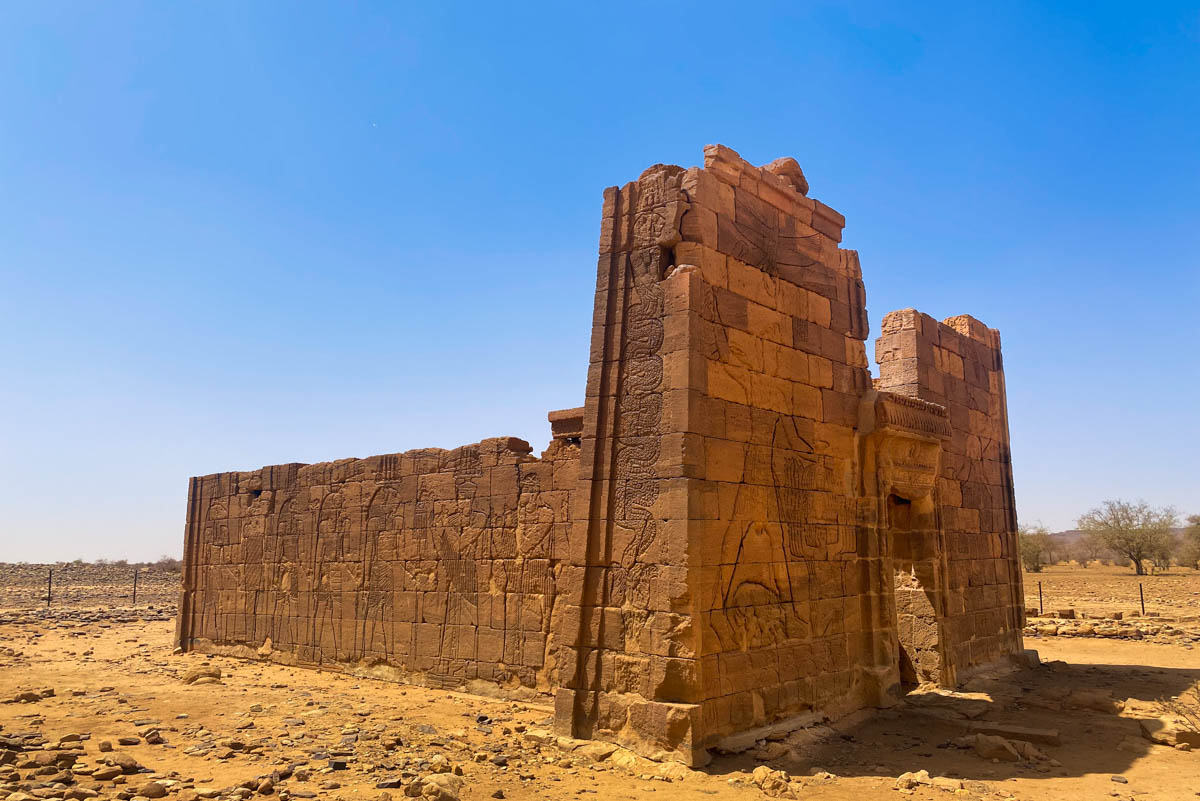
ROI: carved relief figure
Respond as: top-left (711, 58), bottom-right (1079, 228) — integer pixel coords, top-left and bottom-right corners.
top-left (312, 489), bottom-right (354, 660)
top-left (614, 259), bottom-right (665, 569)
top-left (363, 485), bottom-right (401, 656)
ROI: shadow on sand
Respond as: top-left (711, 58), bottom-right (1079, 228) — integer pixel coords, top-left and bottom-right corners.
top-left (702, 657), bottom-right (1200, 786)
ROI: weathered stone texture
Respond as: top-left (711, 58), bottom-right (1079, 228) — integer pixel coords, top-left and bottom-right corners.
top-left (875, 309), bottom-right (1024, 676)
top-left (178, 144), bottom-right (1023, 766)
top-left (177, 435), bottom-right (578, 691)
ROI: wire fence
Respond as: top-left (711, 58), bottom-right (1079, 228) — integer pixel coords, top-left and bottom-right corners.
top-left (1018, 566), bottom-right (1200, 621)
top-left (1027, 579), bottom-right (1148, 616)
top-left (0, 563), bottom-right (180, 610)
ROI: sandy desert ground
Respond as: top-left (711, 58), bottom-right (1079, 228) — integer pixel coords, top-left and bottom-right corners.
top-left (1, 563), bottom-right (1198, 801)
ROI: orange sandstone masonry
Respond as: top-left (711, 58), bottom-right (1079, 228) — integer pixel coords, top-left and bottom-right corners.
top-left (177, 145), bottom-right (1025, 766)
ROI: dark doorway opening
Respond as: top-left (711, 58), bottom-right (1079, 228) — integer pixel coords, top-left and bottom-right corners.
top-left (887, 493), bottom-right (942, 689)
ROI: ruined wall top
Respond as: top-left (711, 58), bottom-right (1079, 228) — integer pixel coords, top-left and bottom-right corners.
top-left (881, 308), bottom-right (1003, 352)
top-left (700, 143), bottom-right (847, 245)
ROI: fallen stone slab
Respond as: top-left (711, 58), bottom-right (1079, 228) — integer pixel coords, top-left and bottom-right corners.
top-left (576, 741), bottom-right (618, 762)
top-left (967, 721), bottom-right (1060, 746)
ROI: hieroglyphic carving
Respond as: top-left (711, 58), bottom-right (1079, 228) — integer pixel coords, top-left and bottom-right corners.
top-left (181, 438), bottom-right (569, 685)
top-left (614, 264), bottom-right (665, 568)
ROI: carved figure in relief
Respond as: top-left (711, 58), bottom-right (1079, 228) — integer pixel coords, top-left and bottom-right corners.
top-left (265, 496), bottom-right (307, 648)
top-left (203, 499), bottom-right (230, 547)
top-left (449, 447), bottom-right (484, 499)
top-left (362, 486), bottom-right (401, 655)
top-left (715, 512), bottom-right (795, 652)
top-left (311, 490), bottom-right (354, 660)
top-left (770, 419), bottom-right (841, 560)
top-left (516, 472), bottom-right (555, 560)
top-left (613, 261), bottom-right (665, 569)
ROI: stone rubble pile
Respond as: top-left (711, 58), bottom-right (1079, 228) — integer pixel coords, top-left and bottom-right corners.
top-left (1023, 608), bottom-right (1200, 645)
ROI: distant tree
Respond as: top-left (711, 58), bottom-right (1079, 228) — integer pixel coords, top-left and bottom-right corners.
top-left (1180, 514), bottom-right (1200, 570)
top-left (1077, 500), bottom-right (1177, 576)
top-left (1076, 531), bottom-right (1109, 567)
top-left (1042, 536), bottom-right (1061, 565)
top-left (1149, 537), bottom-right (1176, 573)
top-left (153, 555), bottom-right (182, 573)
top-left (1019, 524), bottom-right (1053, 573)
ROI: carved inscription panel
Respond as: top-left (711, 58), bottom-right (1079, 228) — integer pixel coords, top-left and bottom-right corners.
top-left (181, 438), bottom-right (576, 690)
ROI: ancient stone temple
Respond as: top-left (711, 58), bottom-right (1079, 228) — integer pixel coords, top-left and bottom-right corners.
top-left (177, 145), bottom-right (1025, 765)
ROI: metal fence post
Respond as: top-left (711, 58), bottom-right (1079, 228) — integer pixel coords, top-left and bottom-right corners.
top-left (1139, 583), bottom-right (1145, 616)
top-left (1038, 581), bottom-right (1043, 616)
top-left (132, 570), bottom-right (138, 605)
top-left (46, 568), bottom-right (52, 607)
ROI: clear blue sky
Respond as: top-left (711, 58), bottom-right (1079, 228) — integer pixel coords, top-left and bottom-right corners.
top-left (2, 2), bottom-right (1197, 561)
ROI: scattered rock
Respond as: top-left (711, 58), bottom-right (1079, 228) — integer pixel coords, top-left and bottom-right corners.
top-left (108, 753), bottom-right (142, 774)
top-left (138, 780), bottom-right (168, 798)
top-left (421, 773), bottom-right (464, 801)
top-left (1139, 716), bottom-right (1200, 748)
top-left (932, 776), bottom-right (964, 792)
top-left (751, 765), bottom-right (796, 798)
top-left (895, 769), bottom-right (932, 789)
top-left (92, 766), bottom-right (123, 781)
top-left (576, 741), bottom-right (618, 762)
top-left (182, 666), bottom-right (223, 685)
top-left (971, 734), bottom-right (1021, 762)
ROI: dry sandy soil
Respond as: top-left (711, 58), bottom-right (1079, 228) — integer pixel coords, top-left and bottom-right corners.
top-left (0, 564), bottom-right (178, 610)
top-left (1, 565), bottom-right (1198, 801)
top-left (1021, 564), bottom-right (1200, 619)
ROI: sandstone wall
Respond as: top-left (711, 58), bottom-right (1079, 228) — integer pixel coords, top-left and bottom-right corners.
top-left (177, 436), bottom-right (578, 690)
top-left (674, 147), bottom-right (876, 745)
top-left (875, 309), bottom-right (1024, 675)
top-left (555, 146), bottom-right (885, 763)
top-left (553, 164), bottom-right (703, 762)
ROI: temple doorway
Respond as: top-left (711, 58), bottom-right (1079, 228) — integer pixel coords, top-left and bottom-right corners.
top-left (887, 493), bottom-right (944, 689)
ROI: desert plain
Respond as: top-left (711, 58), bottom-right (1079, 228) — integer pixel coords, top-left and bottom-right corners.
top-left (0, 563), bottom-right (1197, 801)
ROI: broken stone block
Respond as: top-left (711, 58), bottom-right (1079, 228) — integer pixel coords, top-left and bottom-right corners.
top-left (1139, 716), bottom-right (1200, 748)
top-left (182, 666), bottom-right (222, 685)
top-left (751, 766), bottom-right (795, 798)
top-left (971, 734), bottom-right (1020, 762)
